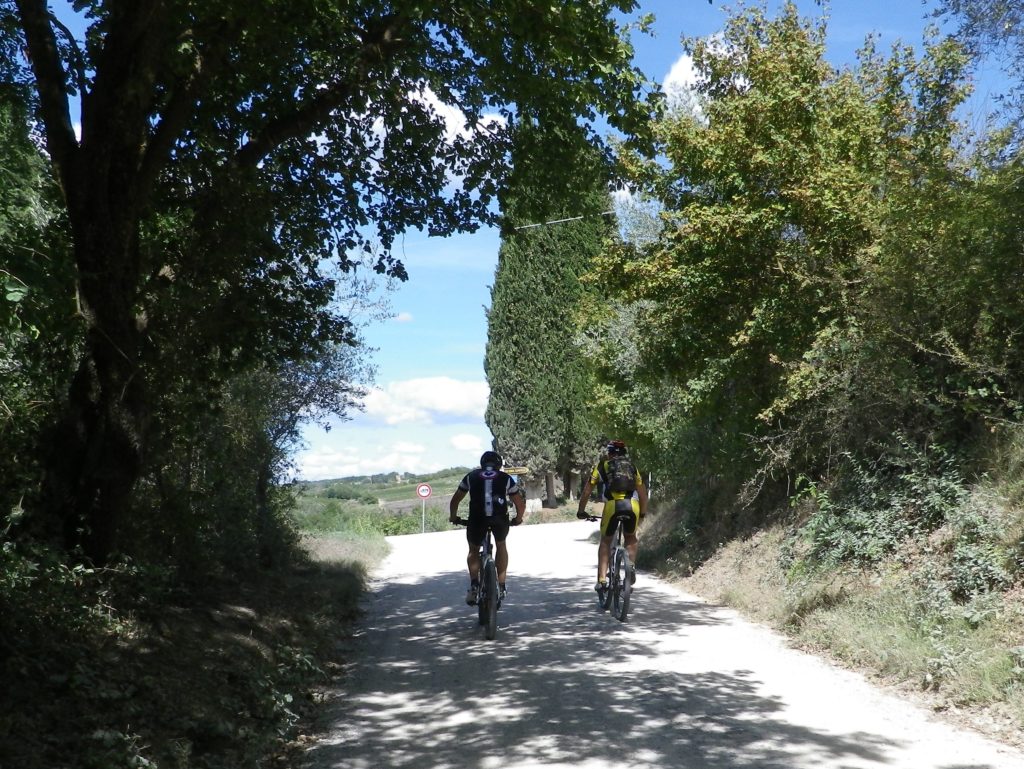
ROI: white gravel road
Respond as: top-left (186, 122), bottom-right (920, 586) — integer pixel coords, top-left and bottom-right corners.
top-left (304, 520), bottom-right (1024, 769)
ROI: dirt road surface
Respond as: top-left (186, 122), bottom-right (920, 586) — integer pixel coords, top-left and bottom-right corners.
top-left (304, 520), bottom-right (1024, 769)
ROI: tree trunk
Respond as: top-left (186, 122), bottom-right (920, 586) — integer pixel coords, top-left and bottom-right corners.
top-left (43, 207), bottom-right (145, 565)
top-left (544, 472), bottom-right (556, 508)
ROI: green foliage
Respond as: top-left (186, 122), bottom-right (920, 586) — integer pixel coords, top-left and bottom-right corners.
top-left (791, 441), bottom-right (968, 567)
top-left (0, 531), bottom-right (367, 769)
top-left (583, 2), bottom-right (1024, 569)
top-left (3, 0), bottom-right (658, 564)
top-left (947, 497), bottom-right (1014, 601)
top-left (0, 89), bottom-right (77, 526)
top-left (323, 483), bottom-right (378, 505)
top-left (486, 130), bottom-right (609, 477)
top-left (786, 437), bottom-right (1018, 608)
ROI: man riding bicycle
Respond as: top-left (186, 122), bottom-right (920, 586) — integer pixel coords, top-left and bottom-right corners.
top-left (577, 440), bottom-right (648, 598)
top-left (449, 451), bottom-right (525, 606)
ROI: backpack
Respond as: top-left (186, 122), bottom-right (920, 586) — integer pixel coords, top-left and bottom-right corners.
top-left (603, 455), bottom-right (637, 496)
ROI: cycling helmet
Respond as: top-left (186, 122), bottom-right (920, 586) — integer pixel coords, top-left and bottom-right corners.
top-left (606, 440), bottom-right (627, 456)
top-left (480, 450), bottom-right (503, 469)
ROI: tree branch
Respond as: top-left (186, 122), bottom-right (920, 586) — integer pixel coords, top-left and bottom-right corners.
top-left (47, 11), bottom-right (88, 97)
top-left (14, 0), bottom-right (78, 182)
top-left (235, 15), bottom-right (411, 169)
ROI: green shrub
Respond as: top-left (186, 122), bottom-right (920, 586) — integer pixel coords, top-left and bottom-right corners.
top-left (792, 441), bottom-right (968, 568)
top-left (322, 483), bottom-right (378, 505)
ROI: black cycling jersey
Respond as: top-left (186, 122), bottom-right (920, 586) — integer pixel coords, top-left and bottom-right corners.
top-left (458, 467), bottom-right (520, 522)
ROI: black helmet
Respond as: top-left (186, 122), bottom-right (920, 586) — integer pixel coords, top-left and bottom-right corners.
top-left (606, 440), bottom-right (627, 456)
top-left (480, 450), bottom-right (503, 469)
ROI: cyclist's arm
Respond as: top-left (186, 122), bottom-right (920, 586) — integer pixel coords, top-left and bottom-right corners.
top-left (636, 480), bottom-right (649, 518)
top-left (510, 488), bottom-right (525, 525)
top-left (449, 488), bottom-right (467, 523)
top-left (577, 473), bottom-right (595, 518)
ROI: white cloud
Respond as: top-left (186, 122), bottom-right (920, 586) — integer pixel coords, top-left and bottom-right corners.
top-left (410, 84), bottom-right (506, 141)
top-left (394, 311), bottom-right (414, 322)
top-left (296, 439), bottom-right (464, 480)
top-left (663, 53), bottom-right (704, 119)
top-left (296, 442), bottom-right (423, 479)
top-left (393, 441), bottom-right (426, 454)
top-left (361, 377), bottom-right (489, 425)
top-left (451, 433), bottom-right (484, 452)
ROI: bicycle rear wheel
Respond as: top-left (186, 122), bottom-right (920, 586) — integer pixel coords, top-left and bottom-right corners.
top-left (611, 547), bottom-right (632, 622)
top-left (483, 559), bottom-right (499, 640)
top-left (477, 560), bottom-right (488, 625)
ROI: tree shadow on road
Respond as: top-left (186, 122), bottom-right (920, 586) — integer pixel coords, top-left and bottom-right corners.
top-left (302, 564), bottom-right (934, 769)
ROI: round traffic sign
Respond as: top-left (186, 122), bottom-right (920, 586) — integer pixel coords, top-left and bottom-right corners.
top-left (416, 483), bottom-right (432, 498)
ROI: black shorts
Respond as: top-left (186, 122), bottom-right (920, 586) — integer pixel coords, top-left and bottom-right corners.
top-left (601, 498), bottom-right (638, 537)
top-left (467, 516), bottom-right (510, 547)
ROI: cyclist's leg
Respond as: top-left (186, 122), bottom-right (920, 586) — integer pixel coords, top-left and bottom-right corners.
top-left (465, 521), bottom-right (483, 581)
top-left (624, 498), bottom-right (641, 563)
top-left (494, 540), bottom-right (509, 583)
top-left (597, 500), bottom-right (615, 584)
top-left (492, 520), bottom-right (511, 585)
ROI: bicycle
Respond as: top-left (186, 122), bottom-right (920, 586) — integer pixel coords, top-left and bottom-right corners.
top-left (452, 516), bottom-right (518, 640)
top-left (585, 500), bottom-right (635, 622)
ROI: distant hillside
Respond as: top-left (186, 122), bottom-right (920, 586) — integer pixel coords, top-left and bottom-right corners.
top-left (298, 467), bottom-right (471, 501)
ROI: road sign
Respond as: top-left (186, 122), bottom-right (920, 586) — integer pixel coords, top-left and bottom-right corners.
top-left (416, 483), bottom-right (432, 498)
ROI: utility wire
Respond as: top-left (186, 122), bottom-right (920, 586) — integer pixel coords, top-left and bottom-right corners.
top-left (512, 210), bottom-right (614, 231)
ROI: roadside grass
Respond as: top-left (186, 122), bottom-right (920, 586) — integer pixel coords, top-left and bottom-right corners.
top-left (652, 511), bottom-right (1024, 748)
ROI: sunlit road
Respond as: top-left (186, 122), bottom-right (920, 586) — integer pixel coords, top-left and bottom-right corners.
top-left (304, 520), bottom-right (1024, 769)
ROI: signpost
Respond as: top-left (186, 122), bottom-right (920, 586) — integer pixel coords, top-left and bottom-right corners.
top-left (416, 483), bottom-right (432, 532)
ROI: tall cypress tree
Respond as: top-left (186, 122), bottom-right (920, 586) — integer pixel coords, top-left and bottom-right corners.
top-left (485, 136), bottom-right (610, 504)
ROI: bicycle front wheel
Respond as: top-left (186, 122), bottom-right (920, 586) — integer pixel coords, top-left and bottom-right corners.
top-left (611, 548), bottom-right (632, 622)
top-left (483, 559), bottom-right (499, 640)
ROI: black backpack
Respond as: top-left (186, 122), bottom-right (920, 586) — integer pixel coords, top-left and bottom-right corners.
top-left (603, 455), bottom-right (637, 496)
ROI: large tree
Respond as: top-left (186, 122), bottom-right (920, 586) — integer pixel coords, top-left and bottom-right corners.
top-left (585, 2), bottom-right (999, 519)
top-left (485, 139), bottom-right (610, 503)
top-left (3, 0), bottom-right (654, 562)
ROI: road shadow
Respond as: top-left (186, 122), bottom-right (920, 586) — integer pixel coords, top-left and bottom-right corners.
top-left (303, 564), bottom-right (931, 769)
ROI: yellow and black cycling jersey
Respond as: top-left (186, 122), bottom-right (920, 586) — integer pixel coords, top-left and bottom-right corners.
top-left (588, 460), bottom-right (644, 535)
top-left (589, 460), bottom-right (645, 500)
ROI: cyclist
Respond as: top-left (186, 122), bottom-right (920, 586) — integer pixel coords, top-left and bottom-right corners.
top-left (576, 440), bottom-right (648, 599)
top-left (449, 451), bottom-right (525, 606)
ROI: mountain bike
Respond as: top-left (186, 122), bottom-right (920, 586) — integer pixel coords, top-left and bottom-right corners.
top-left (586, 500), bottom-right (635, 622)
top-left (452, 516), bottom-right (518, 640)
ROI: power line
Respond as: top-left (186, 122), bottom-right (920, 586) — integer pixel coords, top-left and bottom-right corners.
top-left (513, 210), bottom-right (614, 231)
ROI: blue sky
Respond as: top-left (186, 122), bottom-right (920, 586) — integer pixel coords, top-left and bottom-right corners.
top-left (289, 0), bottom-right (1008, 480)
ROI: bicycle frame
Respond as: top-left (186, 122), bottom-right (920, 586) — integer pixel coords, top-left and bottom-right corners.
top-left (453, 516), bottom-right (501, 640)
top-left (595, 504), bottom-right (634, 621)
